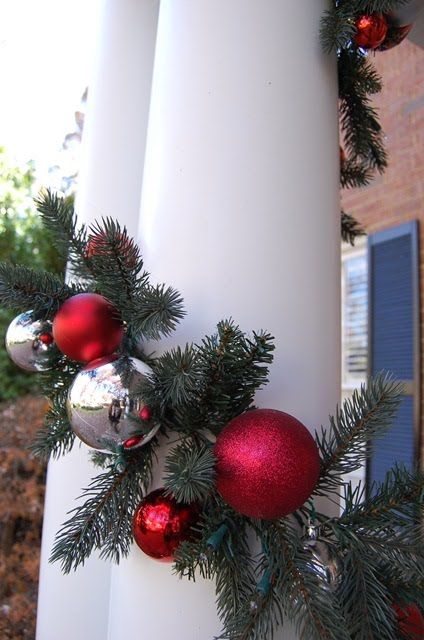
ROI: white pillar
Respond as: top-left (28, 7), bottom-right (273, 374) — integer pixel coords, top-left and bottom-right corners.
top-left (36, 2), bottom-right (159, 639)
top-left (109, 1), bottom-right (340, 640)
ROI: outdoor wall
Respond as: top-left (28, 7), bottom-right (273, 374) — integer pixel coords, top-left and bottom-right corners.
top-left (341, 39), bottom-right (424, 460)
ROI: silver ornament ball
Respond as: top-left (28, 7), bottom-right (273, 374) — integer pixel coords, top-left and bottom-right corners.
top-left (67, 355), bottom-right (159, 452)
top-left (306, 540), bottom-right (342, 589)
top-left (5, 310), bottom-right (55, 372)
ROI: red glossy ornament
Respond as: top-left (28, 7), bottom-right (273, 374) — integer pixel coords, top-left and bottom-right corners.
top-left (214, 409), bottom-right (320, 520)
top-left (378, 22), bottom-right (413, 51)
top-left (393, 602), bottom-right (424, 639)
top-left (39, 332), bottom-right (54, 345)
top-left (52, 293), bottom-right (124, 362)
top-left (139, 405), bottom-right (152, 421)
top-left (123, 435), bottom-right (144, 449)
top-left (354, 14), bottom-right (388, 49)
top-left (133, 488), bottom-right (199, 561)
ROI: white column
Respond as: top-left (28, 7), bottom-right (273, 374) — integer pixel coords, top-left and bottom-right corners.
top-left (109, 1), bottom-right (340, 640)
top-left (36, 2), bottom-right (159, 639)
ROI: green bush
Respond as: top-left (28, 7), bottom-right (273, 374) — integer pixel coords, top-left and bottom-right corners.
top-left (0, 148), bottom-right (66, 400)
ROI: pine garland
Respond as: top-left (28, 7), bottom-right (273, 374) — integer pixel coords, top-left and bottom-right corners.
top-left (321, 0), bottom-right (411, 244)
top-left (1, 190), bottom-right (422, 639)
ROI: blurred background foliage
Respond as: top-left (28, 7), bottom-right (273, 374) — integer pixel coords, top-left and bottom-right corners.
top-left (0, 147), bottom-right (66, 400)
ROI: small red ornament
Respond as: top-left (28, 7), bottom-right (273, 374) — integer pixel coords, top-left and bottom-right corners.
top-left (378, 22), bottom-right (413, 51)
top-left (86, 231), bottom-right (137, 267)
top-left (52, 293), bottom-right (124, 362)
top-left (139, 405), bottom-right (152, 421)
top-left (393, 602), bottom-right (424, 639)
top-left (123, 435), bottom-right (144, 449)
top-left (354, 14), bottom-right (388, 50)
top-left (133, 488), bottom-right (199, 561)
top-left (38, 332), bottom-right (54, 345)
top-left (214, 409), bottom-right (320, 520)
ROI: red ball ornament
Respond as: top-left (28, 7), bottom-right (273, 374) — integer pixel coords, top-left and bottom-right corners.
top-left (354, 14), bottom-right (388, 49)
top-left (378, 22), bottom-right (413, 51)
top-left (214, 409), bottom-right (320, 520)
top-left (139, 405), bottom-right (152, 421)
top-left (133, 489), bottom-right (199, 561)
top-left (393, 602), bottom-right (424, 639)
top-left (39, 332), bottom-right (54, 345)
top-left (52, 293), bottom-right (124, 362)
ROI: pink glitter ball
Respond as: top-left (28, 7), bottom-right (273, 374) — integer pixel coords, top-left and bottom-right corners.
top-left (214, 409), bottom-right (320, 519)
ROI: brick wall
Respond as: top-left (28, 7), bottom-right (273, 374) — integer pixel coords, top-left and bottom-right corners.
top-left (341, 39), bottom-right (424, 460)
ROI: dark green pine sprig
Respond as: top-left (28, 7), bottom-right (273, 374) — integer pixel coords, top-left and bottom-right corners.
top-left (50, 438), bottom-right (158, 573)
top-left (320, 2), bottom-right (410, 243)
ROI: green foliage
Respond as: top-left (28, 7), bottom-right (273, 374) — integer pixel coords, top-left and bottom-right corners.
top-left (164, 439), bottom-right (216, 503)
top-left (341, 210), bottom-right (365, 245)
top-left (320, 2), bottom-right (411, 244)
top-left (2, 186), bottom-right (423, 637)
top-left (50, 439), bottom-right (158, 572)
top-left (0, 150), bottom-right (66, 400)
top-left (314, 373), bottom-right (403, 496)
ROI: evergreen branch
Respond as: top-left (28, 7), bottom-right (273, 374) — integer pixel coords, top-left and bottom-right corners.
top-left (144, 344), bottom-right (203, 409)
top-left (177, 321), bottom-right (275, 435)
top-left (29, 391), bottom-right (75, 461)
top-left (320, 4), bottom-right (357, 53)
top-left (339, 49), bottom-right (387, 172)
top-left (338, 466), bottom-right (424, 528)
top-left (341, 160), bottom-right (373, 189)
top-left (129, 284), bottom-right (185, 341)
top-left (34, 189), bottom-right (89, 276)
top-left (50, 440), bottom-right (158, 572)
top-left (314, 373), bottom-right (403, 496)
top-left (339, 549), bottom-right (397, 640)
top-left (86, 217), bottom-right (148, 307)
top-left (90, 451), bottom-right (116, 469)
top-left (341, 210), bottom-right (366, 245)
top-left (164, 439), bottom-right (216, 503)
top-left (356, 1), bottom-right (412, 13)
top-left (261, 521), bottom-right (349, 640)
top-left (0, 262), bottom-right (81, 316)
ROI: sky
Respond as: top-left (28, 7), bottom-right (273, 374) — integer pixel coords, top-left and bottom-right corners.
top-left (0, 0), bottom-right (101, 176)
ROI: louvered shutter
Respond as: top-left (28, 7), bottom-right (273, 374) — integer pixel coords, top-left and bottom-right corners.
top-left (367, 221), bottom-right (420, 487)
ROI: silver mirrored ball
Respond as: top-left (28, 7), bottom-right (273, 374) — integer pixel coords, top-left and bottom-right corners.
top-left (5, 310), bottom-right (55, 372)
top-left (67, 355), bottom-right (159, 452)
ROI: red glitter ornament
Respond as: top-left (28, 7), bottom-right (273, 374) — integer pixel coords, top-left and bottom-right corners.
top-left (354, 14), bottom-right (388, 49)
top-left (393, 602), bottom-right (424, 639)
top-left (139, 405), bottom-right (152, 421)
top-left (214, 409), bottom-right (320, 520)
top-left (133, 488), bottom-right (199, 561)
top-left (52, 293), bottom-right (124, 362)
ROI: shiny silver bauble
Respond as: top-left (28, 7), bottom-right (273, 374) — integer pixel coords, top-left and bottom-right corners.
top-left (306, 540), bottom-right (342, 589)
top-left (67, 355), bottom-right (159, 452)
top-left (5, 310), bottom-right (56, 372)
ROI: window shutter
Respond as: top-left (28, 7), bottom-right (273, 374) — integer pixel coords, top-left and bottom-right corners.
top-left (367, 221), bottom-right (420, 487)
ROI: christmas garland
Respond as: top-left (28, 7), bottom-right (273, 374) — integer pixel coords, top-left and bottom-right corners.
top-left (1, 191), bottom-right (423, 639)
top-left (321, 0), bottom-right (424, 244)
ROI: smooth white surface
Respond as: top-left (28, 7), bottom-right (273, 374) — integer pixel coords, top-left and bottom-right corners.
top-left (36, 1), bottom-right (160, 639)
top-left (110, 2), bottom-right (340, 639)
top-left (38, 1), bottom-right (340, 638)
